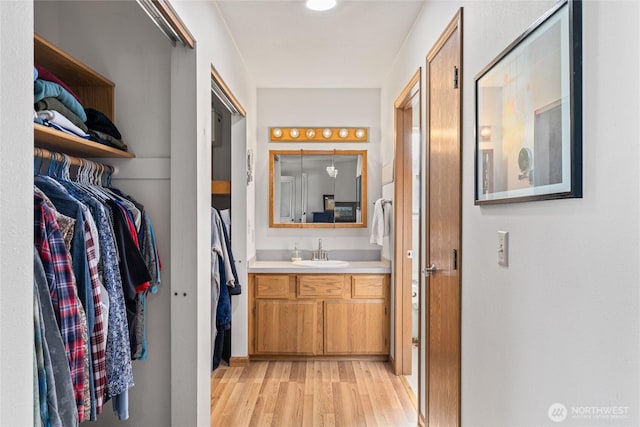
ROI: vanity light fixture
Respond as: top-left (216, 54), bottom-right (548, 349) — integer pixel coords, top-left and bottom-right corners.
top-left (305, 0), bottom-right (336, 12)
top-left (269, 127), bottom-right (368, 142)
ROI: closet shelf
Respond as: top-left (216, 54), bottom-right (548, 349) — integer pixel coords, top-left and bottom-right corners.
top-left (34, 34), bottom-right (135, 159)
top-left (212, 180), bottom-right (231, 195)
top-left (34, 124), bottom-right (135, 159)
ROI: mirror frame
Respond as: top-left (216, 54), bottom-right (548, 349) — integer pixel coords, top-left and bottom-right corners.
top-left (269, 149), bottom-right (368, 228)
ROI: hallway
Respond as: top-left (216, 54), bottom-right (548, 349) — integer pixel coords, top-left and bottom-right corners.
top-left (211, 361), bottom-right (417, 426)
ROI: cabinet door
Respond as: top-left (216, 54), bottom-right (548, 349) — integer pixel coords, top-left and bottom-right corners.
top-left (255, 300), bottom-right (318, 355)
top-left (324, 300), bottom-right (388, 354)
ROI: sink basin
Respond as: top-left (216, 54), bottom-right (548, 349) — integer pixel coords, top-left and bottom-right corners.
top-left (293, 260), bottom-right (349, 268)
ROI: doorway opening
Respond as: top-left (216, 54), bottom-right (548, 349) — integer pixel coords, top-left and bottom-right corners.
top-left (393, 68), bottom-right (422, 403)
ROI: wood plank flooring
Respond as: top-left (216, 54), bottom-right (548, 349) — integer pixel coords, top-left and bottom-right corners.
top-left (211, 361), bottom-right (417, 427)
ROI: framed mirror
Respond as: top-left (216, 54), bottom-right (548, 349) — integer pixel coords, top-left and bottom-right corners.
top-left (269, 150), bottom-right (367, 228)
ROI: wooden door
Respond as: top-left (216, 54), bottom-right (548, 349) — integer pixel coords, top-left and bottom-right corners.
top-left (324, 300), bottom-right (388, 354)
top-left (425, 9), bottom-right (463, 427)
top-left (255, 300), bottom-right (318, 354)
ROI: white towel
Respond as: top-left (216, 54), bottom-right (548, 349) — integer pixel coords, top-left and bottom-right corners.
top-left (370, 198), bottom-right (385, 246)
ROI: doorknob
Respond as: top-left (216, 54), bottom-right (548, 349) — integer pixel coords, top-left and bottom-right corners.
top-left (423, 264), bottom-right (437, 277)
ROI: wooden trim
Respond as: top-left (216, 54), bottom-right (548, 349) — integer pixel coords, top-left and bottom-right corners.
top-left (248, 355), bottom-right (389, 362)
top-left (394, 69), bottom-right (421, 109)
top-left (400, 375), bottom-right (418, 410)
top-left (228, 357), bottom-right (249, 367)
top-left (427, 8), bottom-right (462, 62)
top-left (34, 124), bottom-right (135, 159)
top-left (268, 149), bottom-right (367, 229)
top-left (152, 0), bottom-right (195, 48)
top-left (211, 65), bottom-right (247, 117)
top-left (392, 69), bottom-right (421, 376)
top-left (211, 180), bottom-right (231, 195)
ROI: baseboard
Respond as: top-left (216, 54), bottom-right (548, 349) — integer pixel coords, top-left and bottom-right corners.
top-left (399, 375), bottom-right (418, 410)
top-left (229, 356), bottom-right (249, 367)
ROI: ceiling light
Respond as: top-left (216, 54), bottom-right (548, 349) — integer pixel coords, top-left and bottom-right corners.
top-left (306, 0), bottom-right (336, 12)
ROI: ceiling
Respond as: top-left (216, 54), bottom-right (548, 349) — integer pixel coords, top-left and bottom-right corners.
top-left (215, 0), bottom-right (426, 88)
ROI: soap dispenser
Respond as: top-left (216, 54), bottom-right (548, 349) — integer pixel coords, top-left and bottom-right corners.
top-left (291, 243), bottom-right (302, 262)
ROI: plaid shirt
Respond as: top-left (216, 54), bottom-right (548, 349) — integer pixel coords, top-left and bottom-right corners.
top-left (34, 195), bottom-right (85, 422)
top-left (84, 218), bottom-right (107, 414)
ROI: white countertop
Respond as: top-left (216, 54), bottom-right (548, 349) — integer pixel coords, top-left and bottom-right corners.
top-left (248, 258), bottom-right (391, 274)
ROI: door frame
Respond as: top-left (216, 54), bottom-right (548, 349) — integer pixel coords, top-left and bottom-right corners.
top-left (393, 68), bottom-right (421, 375)
top-left (424, 8), bottom-right (463, 426)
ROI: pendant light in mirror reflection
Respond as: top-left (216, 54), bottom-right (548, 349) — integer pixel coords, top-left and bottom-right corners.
top-left (269, 127), bottom-right (368, 142)
top-left (326, 155), bottom-right (338, 178)
top-left (306, 0), bottom-right (336, 11)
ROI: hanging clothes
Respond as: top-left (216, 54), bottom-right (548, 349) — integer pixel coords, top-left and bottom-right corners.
top-left (33, 153), bottom-right (162, 424)
top-left (211, 207), bottom-right (241, 371)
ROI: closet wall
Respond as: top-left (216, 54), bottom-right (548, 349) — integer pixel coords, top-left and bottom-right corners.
top-left (34, 1), bottom-right (173, 425)
top-left (0, 2), bottom-right (35, 426)
top-left (380, 1), bottom-right (640, 425)
top-left (255, 88), bottom-right (382, 253)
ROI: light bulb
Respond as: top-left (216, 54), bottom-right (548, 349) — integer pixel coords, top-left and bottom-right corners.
top-left (305, 0), bottom-right (336, 11)
top-left (290, 128), bottom-right (299, 138)
top-left (272, 128), bottom-right (282, 138)
top-left (339, 128), bottom-right (348, 138)
top-left (355, 128), bottom-right (365, 139)
top-left (322, 128), bottom-right (332, 138)
top-left (306, 129), bottom-right (316, 138)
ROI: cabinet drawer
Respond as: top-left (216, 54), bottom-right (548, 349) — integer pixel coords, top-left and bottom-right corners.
top-left (352, 275), bottom-right (386, 298)
top-left (297, 275), bottom-right (346, 298)
top-left (255, 275), bottom-right (290, 299)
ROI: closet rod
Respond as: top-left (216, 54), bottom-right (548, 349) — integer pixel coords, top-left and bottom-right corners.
top-left (34, 147), bottom-right (113, 169)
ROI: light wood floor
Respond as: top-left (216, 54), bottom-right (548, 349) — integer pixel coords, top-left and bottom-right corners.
top-left (211, 360), bottom-right (417, 427)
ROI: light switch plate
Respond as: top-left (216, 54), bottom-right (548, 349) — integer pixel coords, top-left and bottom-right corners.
top-left (498, 231), bottom-right (509, 266)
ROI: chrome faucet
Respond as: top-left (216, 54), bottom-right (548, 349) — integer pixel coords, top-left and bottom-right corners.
top-left (312, 238), bottom-right (329, 261)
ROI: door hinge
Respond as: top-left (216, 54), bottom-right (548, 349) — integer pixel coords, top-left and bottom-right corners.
top-left (453, 66), bottom-right (459, 89)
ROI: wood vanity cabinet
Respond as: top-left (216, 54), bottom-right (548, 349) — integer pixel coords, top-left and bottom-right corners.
top-left (249, 273), bottom-right (390, 358)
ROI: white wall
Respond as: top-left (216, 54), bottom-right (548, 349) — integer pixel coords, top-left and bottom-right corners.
top-left (256, 88), bottom-right (381, 253)
top-left (166, 2), bottom-right (256, 425)
top-left (381, 1), bottom-right (640, 426)
top-left (0, 2), bottom-right (34, 426)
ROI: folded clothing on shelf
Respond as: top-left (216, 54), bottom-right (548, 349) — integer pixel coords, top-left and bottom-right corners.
top-left (34, 79), bottom-right (87, 122)
top-left (84, 108), bottom-right (122, 140)
top-left (35, 64), bottom-right (83, 104)
top-left (35, 97), bottom-right (88, 133)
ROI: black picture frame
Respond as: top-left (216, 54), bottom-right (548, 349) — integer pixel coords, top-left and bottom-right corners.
top-left (334, 202), bottom-right (357, 223)
top-left (474, 0), bottom-right (582, 204)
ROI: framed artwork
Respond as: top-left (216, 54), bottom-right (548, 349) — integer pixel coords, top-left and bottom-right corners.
top-left (334, 202), bottom-right (357, 223)
top-left (474, 0), bottom-right (582, 204)
top-left (323, 194), bottom-right (335, 211)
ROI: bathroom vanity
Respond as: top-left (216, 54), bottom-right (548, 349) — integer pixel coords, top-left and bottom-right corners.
top-left (248, 260), bottom-right (391, 359)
